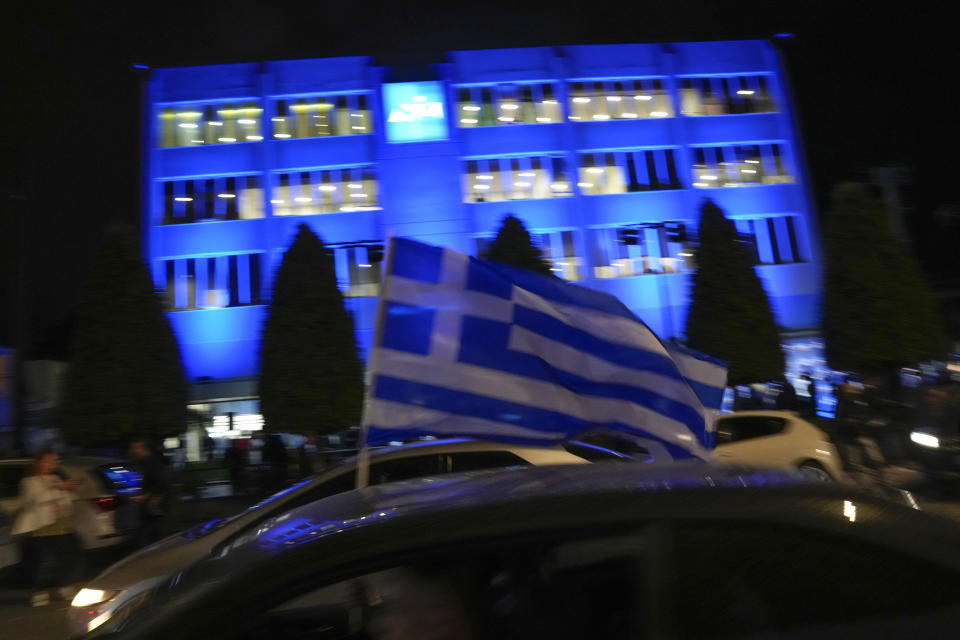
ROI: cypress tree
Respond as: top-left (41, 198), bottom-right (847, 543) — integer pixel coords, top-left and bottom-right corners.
top-left (685, 200), bottom-right (785, 385)
top-left (822, 182), bottom-right (944, 374)
top-left (60, 224), bottom-right (186, 447)
top-left (482, 214), bottom-right (554, 277)
top-left (259, 224), bottom-right (364, 434)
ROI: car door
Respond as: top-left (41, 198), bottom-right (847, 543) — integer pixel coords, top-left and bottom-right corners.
top-left (670, 520), bottom-right (960, 639)
top-left (715, 415), bottom-right (790, 467)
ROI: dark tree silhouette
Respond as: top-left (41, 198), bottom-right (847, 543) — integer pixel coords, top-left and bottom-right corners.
top-left (60, 224), bottom-right (186, 446)
top-left (685, 200), bottom-right (785, 385)
top-left (482, 214), bottom-right (554, 277)
top-left (259, 224), bottom-right (364, 434)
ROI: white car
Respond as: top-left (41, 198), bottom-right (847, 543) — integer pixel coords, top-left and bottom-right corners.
top-left (0, 457), bottom-right (141, 570)
top-left (714, 411), bottom-right (843, 481)
top-left (68, 438), bottom-right (615, 637)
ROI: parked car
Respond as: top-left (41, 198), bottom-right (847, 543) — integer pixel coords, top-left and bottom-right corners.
top-left (0, 456), bottom-right (141, 570)
top-left (86, 462), bottom-right (960, 639)
top-left (714, 410), bottom-right (843, 481)
top-left (68, 438), bottom-right (618, 637)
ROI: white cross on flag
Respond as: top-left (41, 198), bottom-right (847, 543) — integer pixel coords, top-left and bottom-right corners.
top-left (362, 237), bottom-right (727, 460)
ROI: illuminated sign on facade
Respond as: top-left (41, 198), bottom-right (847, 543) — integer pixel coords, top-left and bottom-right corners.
top-left (382, 81), bottom-right (448, 143)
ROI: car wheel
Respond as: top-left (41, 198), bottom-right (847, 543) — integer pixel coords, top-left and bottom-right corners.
top-left (798, 461), bottom-right (833, 483)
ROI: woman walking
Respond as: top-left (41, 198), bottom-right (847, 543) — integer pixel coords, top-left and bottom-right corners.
top-left (12, 449), bottom-right (81, 606)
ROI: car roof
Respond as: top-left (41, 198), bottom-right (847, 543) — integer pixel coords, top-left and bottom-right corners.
top-left (334, 437), bottom-right (586, 467)
top-left (128, 462), bottom-right (960, 640)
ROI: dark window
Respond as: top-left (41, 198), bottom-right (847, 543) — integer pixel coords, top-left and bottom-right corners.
top-left (715, 416), bottom-right (787, 444)
top-left (673, 522), bottom-right (960, 638)
top-left (240, 532), bottom-right (646, 640)
top-left (448, 451), bottom-right (528, 473)
top-left (162, 253), bottom-right (264, 312)
top-left (368, 455), bottom-right (444, 485)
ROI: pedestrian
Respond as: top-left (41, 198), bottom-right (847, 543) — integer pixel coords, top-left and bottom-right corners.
top-left (776, 378), bottom-right (799, 412)
top-left (11, 449), bottom-right (82, 607)
top-left (262, 434), bottom-right (289, 492)
top-left (224, 439), bottom-right (248, 495)
top-left (297, 432), bottom-right (322, 479)
top-left (130, 439), bottom-right (172, 547)
top-left (799, 372), bottom-right (818, 417)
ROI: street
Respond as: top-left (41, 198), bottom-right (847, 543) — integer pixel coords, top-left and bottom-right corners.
top-left (2, 488), bottom-right (960, 640)
top-left (0, 493), bottom-right (255, 640)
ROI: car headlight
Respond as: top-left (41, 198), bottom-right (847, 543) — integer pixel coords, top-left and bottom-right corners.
top-left (72, 588), bottom-right (117, 608)
top-left (910, 431), bottom-right (940, 448)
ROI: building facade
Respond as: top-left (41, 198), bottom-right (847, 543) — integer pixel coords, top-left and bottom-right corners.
top-left (143, 40), bottom-right (821, 417)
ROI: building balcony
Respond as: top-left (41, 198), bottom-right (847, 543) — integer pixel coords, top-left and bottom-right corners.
top-left (272, 134), bottom-right (375, 171)
top-left (468, 197), bottom-right (579, 235)
top-left (570, 117), bottom-right (675, 151)
top-left (157, 142), bottom-right (261, 178)
top-left (579, 189), bottom-right (689, 227)
top-left (154, 218), bottom-right (268, 258)
top-left (457, 123), bottom-right (566, 157)
top-left (682, 112), bottom-right (785, 147)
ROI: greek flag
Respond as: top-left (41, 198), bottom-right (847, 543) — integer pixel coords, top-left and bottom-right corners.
top-left (362, 238), bottom-right (727, 460)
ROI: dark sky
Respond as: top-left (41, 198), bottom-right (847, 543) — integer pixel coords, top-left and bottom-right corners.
top-left (2, 1), bottom-right (956, 348)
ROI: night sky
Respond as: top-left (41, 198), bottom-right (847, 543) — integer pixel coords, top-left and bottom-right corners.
top-left (2, 1), bottom-right (956, 351)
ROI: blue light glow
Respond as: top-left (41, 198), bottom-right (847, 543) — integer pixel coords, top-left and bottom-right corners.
top-left (149, 41), bottom-right (820, 392)
top-left (382, 82), bottom-right (448, 143)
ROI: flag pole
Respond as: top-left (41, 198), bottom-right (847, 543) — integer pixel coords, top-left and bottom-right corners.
top-left (355, 232), bottom-right (395, 489)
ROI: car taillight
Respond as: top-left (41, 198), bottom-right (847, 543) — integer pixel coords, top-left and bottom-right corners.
top-left (91, 496), bottom-right (118, 512)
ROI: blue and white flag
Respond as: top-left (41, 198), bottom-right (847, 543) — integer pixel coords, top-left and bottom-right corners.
top-left (362, 238), bottom-right (727, 460)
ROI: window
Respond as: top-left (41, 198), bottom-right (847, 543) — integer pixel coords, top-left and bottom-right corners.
top-left (272, 167), bottom-right (380, 215)
top-left (368, 455), bottom-right (444, 485)
top-left (271, 93), bottom-right (373, 139)
top-left (463, 155), bottom-right (572, 202)
top-left (680, 74), bottom-right (776, 116)
top-left (158, 101), bottom-right (263, 147)
top-left (535, 230), bottom-right (582, 281)
top-left (160, 253), bottom-right (263, 311)
top-left (161, 176), bottom-right (263, 224)
top-left (331, 242), bottom-right (384, 298)
top-left (240, 532), bottom-right (646, 640)
top-left (673, 522), bottom-right (960, 638)
top-left (715, 416), bottom-right (787, 444)
top-left (568, 78), bottom-right (673, 121)
top-left (591, 222), bottom-right (694, 279)
top-left (456, 82), bottom-right (562, 127)
top-left (733, 216), bottom-right (806, 265)
top-left (577, 148), bottom-right (681, 194)
top-left (691, 143), bottom-right (792, 188)
top-left (447, 451), bottom-right (529, 473)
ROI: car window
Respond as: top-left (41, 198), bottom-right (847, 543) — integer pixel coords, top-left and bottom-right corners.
top-left (672, 522), bottom-right (960, 638)
top-left (716, 417), bottom-right (787, 444)
top-left (368, 455), bottom-right (444, 485)
top-left (237, 531), bottom-right (647, 640)
top-left (0, 463), bottom-right (28, 500)
top-left (448, 451), bottom-right (529, 472)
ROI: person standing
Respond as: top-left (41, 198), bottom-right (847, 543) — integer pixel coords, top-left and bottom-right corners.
top-left (130, 439), bottom-right (172, 547)
top-left (262, 434), bottom-right (289, 492)
top-left (776, 378), bottom-right (799, 412)
top-left (799, 373), bottom-right (818, 417)
top-left (12, 450), bottom-right (82, 607)
top-left (297, 432), bottom-right (322, 479)
top-left (224, 439), bottom-right (248, 495)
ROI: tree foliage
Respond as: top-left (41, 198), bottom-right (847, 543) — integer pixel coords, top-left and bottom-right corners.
top-left (685, 200), bottom-right (785, 385)
top-left (259, 224), bottom-right (364, 434)
top-left (60, 224), bottom-right (186, 446)
top-left (822, 183), bottom-right (944, 374)
top-left (481, 214), bottom-right (554, 277)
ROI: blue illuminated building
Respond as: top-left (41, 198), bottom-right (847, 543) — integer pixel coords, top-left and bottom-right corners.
top-left (143, 40), bottom-right (821, 414)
